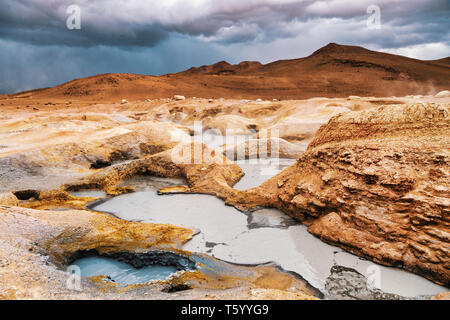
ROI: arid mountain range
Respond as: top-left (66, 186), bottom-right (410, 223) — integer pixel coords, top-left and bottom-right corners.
top-left (6, 43), bottom-right (450, 102)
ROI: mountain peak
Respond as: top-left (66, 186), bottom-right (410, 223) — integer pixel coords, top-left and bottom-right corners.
top-left (324, 42), bottom-right (341, 49)
top-left (213, 60), bottom-right (231, 67)
top-left (13, 43), bottom-right (450, 101)
top-left (311, 43), bottom-right (370, 56)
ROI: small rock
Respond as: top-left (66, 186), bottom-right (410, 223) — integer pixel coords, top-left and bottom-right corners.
top-left (435, 90), bottom-right (450, 98)
top-left (173, 95), bottom-right (186, 101)
top-left (121, 99), bottom-right (128, 104)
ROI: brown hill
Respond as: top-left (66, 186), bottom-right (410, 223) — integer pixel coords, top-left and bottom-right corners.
top-left (7, 43), bottom-right (450, 102)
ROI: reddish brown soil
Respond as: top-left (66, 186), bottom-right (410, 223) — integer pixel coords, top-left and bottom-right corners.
top-left (2, 43), bottom-right (449, 103)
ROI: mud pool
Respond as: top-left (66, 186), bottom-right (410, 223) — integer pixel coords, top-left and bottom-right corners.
top-left (72, 257), bottom-right (179, 285)
top-left (80, 122), bottom-right (446, 299)
top-left (234, 158), bottom-right (296, 190)
top-left (86, 169), bottom-right (447, 299)
top-left (70, 190), bottom-right (107, 198)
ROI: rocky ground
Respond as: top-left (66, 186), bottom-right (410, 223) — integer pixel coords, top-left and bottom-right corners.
top-left (225, 103), bottom-right (450, 287)
top-left (0, 205), bottom-right (319, 300)
top-left (0, 94), bottom-right (449, 299)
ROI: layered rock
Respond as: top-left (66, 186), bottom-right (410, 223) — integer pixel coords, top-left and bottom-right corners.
top-left (0, 121), bottom-right (191, 193)
top-left (0, 206), bottom-right (317, 299)
top-left (1, 97), bottom-right (448, 296)
top-left (227, 103), bottom-right (449, 286)
top-left (70, 141), bottom-right (243, 198)
top-left (0, 205), bottom-right (191, 299)
top-left (0, 113), bottom-right (246, 201)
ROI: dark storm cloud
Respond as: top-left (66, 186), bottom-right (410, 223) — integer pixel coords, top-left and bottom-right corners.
top-left (0, 36), bottom-right (226, 94)
top-left (0, 0), bottom-right (447, 47)
top-left (0, 0), bottom-right (170, 47)
top-left (0, 0), bottom-right (449, 94)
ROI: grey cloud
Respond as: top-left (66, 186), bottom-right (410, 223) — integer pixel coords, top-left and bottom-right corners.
top-left (0, 0), bottom-right (446, 47)
top-left (0, 0), bottom-right (170, 47)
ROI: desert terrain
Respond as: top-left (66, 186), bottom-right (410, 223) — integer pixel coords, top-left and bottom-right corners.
top-left (5, 43), bottom-right (450, 103)
top-left (0, 44), bottom-right (449, 300)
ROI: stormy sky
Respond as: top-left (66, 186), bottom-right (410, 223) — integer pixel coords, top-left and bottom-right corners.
top-left (0, 0), bottom-right (449, 94)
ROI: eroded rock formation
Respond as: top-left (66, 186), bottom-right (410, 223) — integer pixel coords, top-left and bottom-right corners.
top-left (0, 206), bottom-right (317, 299)
top-left (225, 103), bottom-right (449, 286)
top-left (0, 97), bottom-right (448, 298)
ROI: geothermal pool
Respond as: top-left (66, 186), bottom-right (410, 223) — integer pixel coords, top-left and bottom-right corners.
top-left (73, 257), bottom-right (179, 285)
top-left (72, 132), bottom-right (447, 298)
top-left (84, 166), bottom-right (447, 299)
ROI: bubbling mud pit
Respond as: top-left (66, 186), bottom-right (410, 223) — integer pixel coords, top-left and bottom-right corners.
top-left (43, 119), bottom-right (449, 299)
top-left (84, 160), bottom-right (446, 299)
top-left (66, 244), bottom-right (322, 298)
top-left (77, 128), bottom-right (446, 299)
top-left (74, 258), bottom-right (180, 285)
top-left (69, 251), bottom-right (196, 286)
top-left (1, 97), bottom-right (448, 300)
